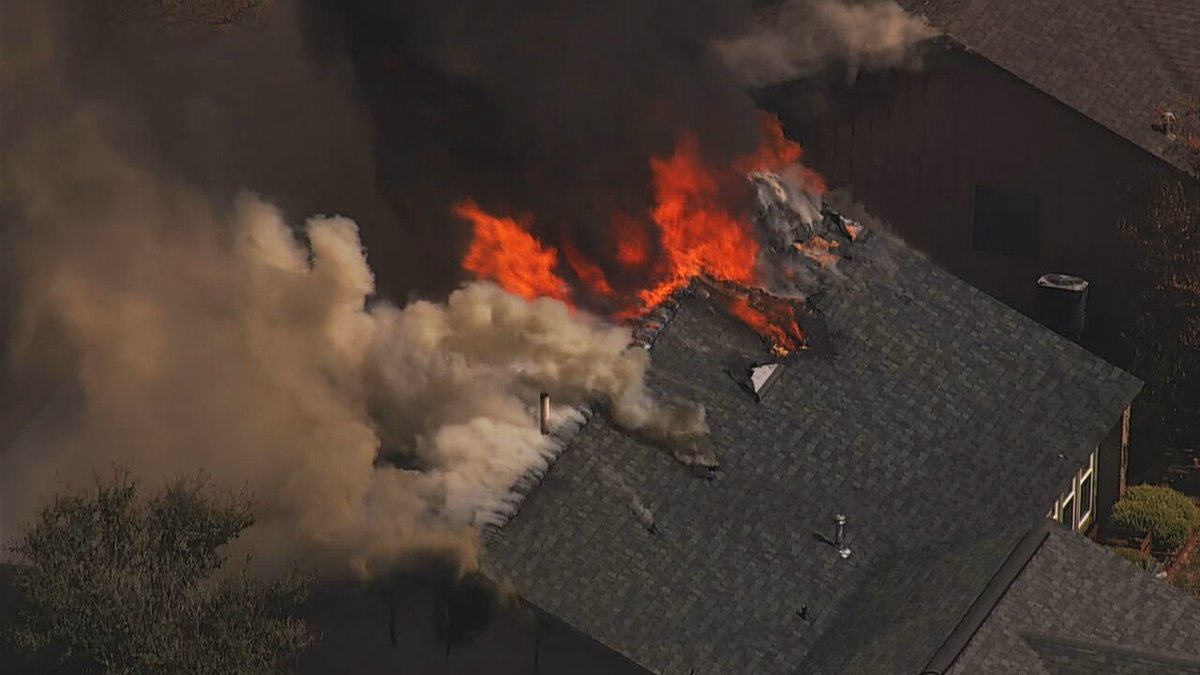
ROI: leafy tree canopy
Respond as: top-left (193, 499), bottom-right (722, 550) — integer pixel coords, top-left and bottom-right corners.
top-left (1122, 98), bottom-right (1200, 448)
top-left (3, 471), bottom-right (315, 675)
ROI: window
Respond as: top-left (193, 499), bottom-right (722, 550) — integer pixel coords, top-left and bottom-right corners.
top-left (971, 184), bottom-right (1042, 255)
top-left (1060, 494), bottom-right (1074, 527)
top-left (1049, 449), bottom-right (1099, 531)
top-left (1078, 451), bottom-right (1096, 528)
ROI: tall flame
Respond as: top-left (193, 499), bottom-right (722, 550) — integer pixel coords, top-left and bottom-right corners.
top-left (563, 240), bottom-right (615, 298)
top-left (456, 114), bottom-right (819, 355)
top-left (638, 133), bottom-right (759, 310)
top-left (456, 200), bottom-right (570, 303)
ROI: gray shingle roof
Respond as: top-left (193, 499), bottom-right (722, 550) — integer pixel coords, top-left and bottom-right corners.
top-left (947, 526), bottom-right (1200, 674)
top-left (483, 227), bottom-right (1142, 674)
top-left (899, 0), bottom-right (1200, 173)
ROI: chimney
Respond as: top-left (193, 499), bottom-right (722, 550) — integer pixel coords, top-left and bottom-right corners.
top-left (1035, 273), bottom-right (1088, 341)
top-left (539, 392), bottom-right (551, 435)
top-left (834, 514), bottom-right (851, 559)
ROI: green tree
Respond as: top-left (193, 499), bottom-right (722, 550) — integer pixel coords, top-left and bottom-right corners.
top-left (3, 471), bottom-right (315, 675)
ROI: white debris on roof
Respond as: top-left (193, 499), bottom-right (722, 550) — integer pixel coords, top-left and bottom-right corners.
top-left (750, 363), bottom-right (780, 394)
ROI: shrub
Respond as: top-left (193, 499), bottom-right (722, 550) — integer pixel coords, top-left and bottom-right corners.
top-left (1111, 546), bottom-right (1156, 570)
top-left (1111, 484), bottom-right (1200, 552)
top-left (1170, 556), bottom-right (1200, 599)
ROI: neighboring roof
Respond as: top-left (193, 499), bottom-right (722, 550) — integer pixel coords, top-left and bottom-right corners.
top-left (483, 225), bottom-right (1143, 674)
top-left (898, 0), bottom-right (1200, 173)
top-left (948, 526), bottom-right (1200, 674)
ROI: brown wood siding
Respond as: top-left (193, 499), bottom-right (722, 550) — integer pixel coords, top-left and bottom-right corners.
top-left (791, 51), bottom-right (1169, 348)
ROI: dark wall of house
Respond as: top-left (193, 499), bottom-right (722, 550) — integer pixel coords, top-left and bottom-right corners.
top-left (299, 580), bottom-right (650, 675)
top-left (0, 570), bottom-right (648, 674)
top-left (771, 49), bottom-right (1168, 361)
top-left (1096, 410), bottom-right (1127, 531)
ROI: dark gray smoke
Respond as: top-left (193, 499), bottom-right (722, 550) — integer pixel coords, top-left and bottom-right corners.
top-left (298, 0), bottom-right (763, 298)
top-left (0, 0), bottom-right (930, 577)
top-left (298, 0), bottom-right (931, 299)
top-left (1, 0), bottom-right (931, 306)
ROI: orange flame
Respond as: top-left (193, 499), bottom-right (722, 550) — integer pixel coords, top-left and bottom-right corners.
top-left (723, 296), bottom-right (804, 357)
top-left (456, 200), bottom-right (570, 302)
top-left (637, 133), bottom-right (760, 310)
top-left (736, 114), bottom-right (827, 195)
top-left (614, 213), bottom-right (652, 268)
top-left (792, 236), bottom-right (841, 267)
top-left (735, 113), bottom-right (803, 173)
top-left (563, 241), bottom-right (615, 297)
top-left (456, 113), bottom-right (824, 354)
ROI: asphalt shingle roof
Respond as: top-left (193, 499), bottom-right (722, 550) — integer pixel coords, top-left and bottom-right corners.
top-left (948, 526), bottom-right (1200, 674)
top-left (899, 0), bottom-right (1200, 173)
top-left (483, 227), bottom-right (1143, 674)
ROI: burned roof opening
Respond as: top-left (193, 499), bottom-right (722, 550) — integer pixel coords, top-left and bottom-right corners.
top-left (484, 203), bottom-right (1143, 674)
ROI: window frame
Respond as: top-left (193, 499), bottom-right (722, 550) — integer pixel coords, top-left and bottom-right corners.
top-left (1077, 451), bottom-right (1096, 529)
top-left (1060, 491), bottom-right (1075, 528)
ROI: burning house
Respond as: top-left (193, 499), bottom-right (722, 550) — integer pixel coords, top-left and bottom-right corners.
top-left (299, 171), bottom-right (1200, 673)
top-left (4, 2), bottom-right (1199, 673)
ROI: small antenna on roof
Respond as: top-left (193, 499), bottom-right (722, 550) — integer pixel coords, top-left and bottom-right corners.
top-left (834, 514), bottom-right (851, 559)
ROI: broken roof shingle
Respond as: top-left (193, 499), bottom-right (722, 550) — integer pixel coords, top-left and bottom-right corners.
top-left (898, 0), bottom-right (1200, 173)
top-left (482, 228), bottom-right (1143, 674)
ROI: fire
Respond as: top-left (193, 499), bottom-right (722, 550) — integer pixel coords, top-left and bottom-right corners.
top-left (736, 114), bottom-right (827, 194)
top-left (702, 277), bottom-right (806, 357)
top-left (456, 200), bottom-right (570, 303)
top-left (792, 236), bottom-right (841, 267)
top-left (735, 114), bottom-right (803, 173)
top-left (614, 214), bottom-right (652, 267)
top-left (563, 240), bottom-right (615, 297)
top-left (723, 296), bottom-right (804, 357)
top-left (639, 133), bottom-right (760, 309)
top-left (456, 113), bottom-right (824, 355)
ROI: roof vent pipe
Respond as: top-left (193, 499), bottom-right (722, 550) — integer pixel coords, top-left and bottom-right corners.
top-left (834, 514), bottom-right (851, 559)
top-left (539, 393), bottom-right (551, 436)
top-left (1035, 273), bottom-right (1088, 341)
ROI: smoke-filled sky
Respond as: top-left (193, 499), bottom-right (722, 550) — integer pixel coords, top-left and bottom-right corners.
top-left (0, 0), bottom-right (930, 575)
top-left (299, 0), bottom-right (931, 295)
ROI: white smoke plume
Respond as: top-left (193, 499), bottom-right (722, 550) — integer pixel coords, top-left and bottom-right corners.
top-left (0, 91), bottom-right (710, 579)
top-left (715, 0), bottom-right (937, 86)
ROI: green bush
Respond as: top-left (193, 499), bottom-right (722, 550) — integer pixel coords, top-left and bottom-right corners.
top-left (1111, 484), bottom-right (1200, 552)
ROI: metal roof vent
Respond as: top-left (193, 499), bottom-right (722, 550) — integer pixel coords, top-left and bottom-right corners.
top-left (539, 392), bottom-right (551, 435)
top-left (834, 514), bottom-right (851, 559)
top-left (1035, 273), bottom-right (1088, 341)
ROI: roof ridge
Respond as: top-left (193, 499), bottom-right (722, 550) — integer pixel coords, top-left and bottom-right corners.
top-left (921, 520), bottom-right (1053, 674)
top-left (482, 296), bottom-right (687, 542)
top-left (479, 403), bottom-right (597, 542)
top-left (902, 0), bottom-right (1191, 174)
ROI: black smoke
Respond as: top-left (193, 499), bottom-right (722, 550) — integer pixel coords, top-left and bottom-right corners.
top-left (2, 0), bottom-right (927, 310)
top-left (297, 0), bottom-right (777, 298)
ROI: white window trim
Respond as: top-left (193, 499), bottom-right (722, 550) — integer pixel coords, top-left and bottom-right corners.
top-left (1060, 490), bottom-right (1075, 528)
top-left (1048, 448), bottom-right (1099, 531)
top-left (1077, 451), bottom-right (1096, 529)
